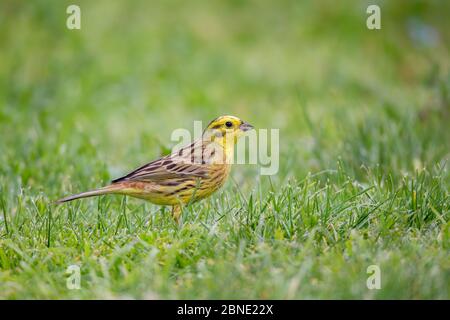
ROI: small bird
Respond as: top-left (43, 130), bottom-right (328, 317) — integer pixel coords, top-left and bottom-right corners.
top-left (56, 115), bottom-right (254, 222)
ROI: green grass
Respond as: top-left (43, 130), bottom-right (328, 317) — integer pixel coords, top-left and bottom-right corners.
top-left (0, 0), bottom-right (449, 299)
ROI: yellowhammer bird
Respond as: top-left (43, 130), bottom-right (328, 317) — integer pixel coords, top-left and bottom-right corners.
top-left (57, 115), bottom-right (254, 222)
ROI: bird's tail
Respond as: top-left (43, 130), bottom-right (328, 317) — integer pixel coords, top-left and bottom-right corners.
top-left (55, 185), bottom-right (121, 204)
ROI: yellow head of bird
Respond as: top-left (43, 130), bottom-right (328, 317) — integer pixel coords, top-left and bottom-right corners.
top-left (203, 115), bottom-right (254, 147)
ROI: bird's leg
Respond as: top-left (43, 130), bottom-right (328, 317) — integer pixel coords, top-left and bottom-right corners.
top-left (171, 205), bottom-right (182, 224)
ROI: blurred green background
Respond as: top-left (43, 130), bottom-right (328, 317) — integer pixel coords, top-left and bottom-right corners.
top-left (0, 0), bottom-right (449, 299)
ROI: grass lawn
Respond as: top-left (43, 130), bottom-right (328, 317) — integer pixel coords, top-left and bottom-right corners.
top-left (0, 0), bottom-right (449, 299)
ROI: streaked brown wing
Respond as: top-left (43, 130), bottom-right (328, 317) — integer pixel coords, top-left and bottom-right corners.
top-left (111, 142), bottom-right (209, 183)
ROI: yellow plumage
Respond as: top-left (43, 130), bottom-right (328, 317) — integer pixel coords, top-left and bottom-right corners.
top-left (57, 115), bottom-right (253, 222)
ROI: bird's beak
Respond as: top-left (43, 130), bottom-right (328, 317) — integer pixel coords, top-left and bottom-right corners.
top-left (239, 121), bottom-right (254, 132)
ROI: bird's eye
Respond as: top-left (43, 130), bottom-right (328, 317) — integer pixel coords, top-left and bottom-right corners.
top-left (225, 121), bottom-right (233, 128)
